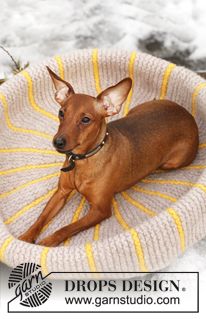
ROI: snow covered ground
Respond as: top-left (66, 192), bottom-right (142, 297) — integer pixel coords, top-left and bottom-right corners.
top-left (1, 0), bottom-right (206, 77)
top-left (0, 0), bottom-right (205, 298)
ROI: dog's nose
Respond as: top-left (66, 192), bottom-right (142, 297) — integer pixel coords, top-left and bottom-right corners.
top-left (53, 136), bottom-right (66, 149)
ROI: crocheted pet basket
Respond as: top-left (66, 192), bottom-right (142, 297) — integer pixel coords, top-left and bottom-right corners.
top-left (0, 48), bottom-right (206, 279)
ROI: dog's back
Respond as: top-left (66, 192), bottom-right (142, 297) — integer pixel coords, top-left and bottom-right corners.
top-left (108, 99), bottom-right (198, 185)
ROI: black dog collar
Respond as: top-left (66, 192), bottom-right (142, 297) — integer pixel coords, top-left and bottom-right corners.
top-left (61, 131), bottom-right (109, 172)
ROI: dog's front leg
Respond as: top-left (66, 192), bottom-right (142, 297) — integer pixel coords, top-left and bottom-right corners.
top-left (38, 199), bottom-right (112, 247)
top-left (19, 187), bottom-right (72, 243)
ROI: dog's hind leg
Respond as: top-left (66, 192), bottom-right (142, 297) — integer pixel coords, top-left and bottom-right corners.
top-left (160, 139), bottom-right (198, 170)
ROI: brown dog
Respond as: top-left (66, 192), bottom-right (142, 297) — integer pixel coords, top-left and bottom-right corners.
top-left (19, 67), bottom-right (199, 246)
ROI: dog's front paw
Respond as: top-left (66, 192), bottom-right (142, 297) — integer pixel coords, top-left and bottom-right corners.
top-left (18, 233), bottom-right (35, 244)
top-left (38, 235), bottom-right (61, 247)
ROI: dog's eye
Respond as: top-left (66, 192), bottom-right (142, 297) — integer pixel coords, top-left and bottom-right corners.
top-left (58, 109), bottom-right (64, 119)
top-left (81, 116), bottom-right (91, 124)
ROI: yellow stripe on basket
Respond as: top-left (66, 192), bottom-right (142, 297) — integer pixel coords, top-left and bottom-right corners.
top-left (199, 143), bottom-right (206, 149)
top-left (142, 178), bottom-right (206, 193)
top-left (131, 185), bottom-right (184, 250)
top-left (64, 197), bottom-right (86, 246)
top-left (154, 164), bottom-right (206, 174)
top-left (112, 198), bottom-right (147, 271)
top-left (167, 208), bottom-right (185, 252)
top-left (0, 93), bottom-right (52, 140)
top-left (0, 148), bottom-right (64, 156)
top-left (0, 172), bottom-right (59, 199)
top-left (132, 185), bottom-right (177, 202)
top-left (92, 48), bottom-right (101, 94)
top-left (123, 51), bottom-right (137, 116)
top-left (121, 191), bottom-right (156, 217)
top-left (85, 242), bottom-right (97, 272)
top-left (0, 236), bottom-right (14, 262)
top-left (192, 82), bottom-right (206, 117)
top-left (160, 63), bottom-right (176, 100)
top-left (21, 70), bottom-right (58, 122)
top-left (93, 224), bottom-right (100, 241)
top-left (180, 164), bottom-right (206, 171)
top-left (4, 188), bottom-right (57, 225)
top-left (40, 247), bottom-right (50, 276)
top-left (54, 55), bottom-right (65, 79)
top-left (0, 162), bottom-right (62, 176)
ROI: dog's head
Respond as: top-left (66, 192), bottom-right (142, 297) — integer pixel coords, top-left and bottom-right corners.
top-left (47, 66), bottom-right (132, 153)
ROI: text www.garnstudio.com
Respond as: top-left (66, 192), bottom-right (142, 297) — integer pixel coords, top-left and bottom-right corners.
top-left (65, 295), bottom-right (180, 307)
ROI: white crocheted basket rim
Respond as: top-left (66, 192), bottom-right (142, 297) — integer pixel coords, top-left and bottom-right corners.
top-left (0, 48), bottom-right (206, 279)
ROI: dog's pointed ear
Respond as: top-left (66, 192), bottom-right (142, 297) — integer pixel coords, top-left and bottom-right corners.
top-left (46, 66), bottom-right (75, 105)
top-left (96, 78), bottom-right (132, 116)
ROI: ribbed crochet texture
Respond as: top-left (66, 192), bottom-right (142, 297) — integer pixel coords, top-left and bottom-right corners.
top-left (0, 49), bottom-right (206, 279)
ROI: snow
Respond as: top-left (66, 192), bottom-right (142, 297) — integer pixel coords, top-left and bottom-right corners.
top-left (0, 0), bottom-right (205, 304)
top-left (1, 0), bottom-right (206, 76)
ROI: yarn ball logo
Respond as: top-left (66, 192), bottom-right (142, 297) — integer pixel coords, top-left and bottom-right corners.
top-left (8, 263), bottom-right (52, 307)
